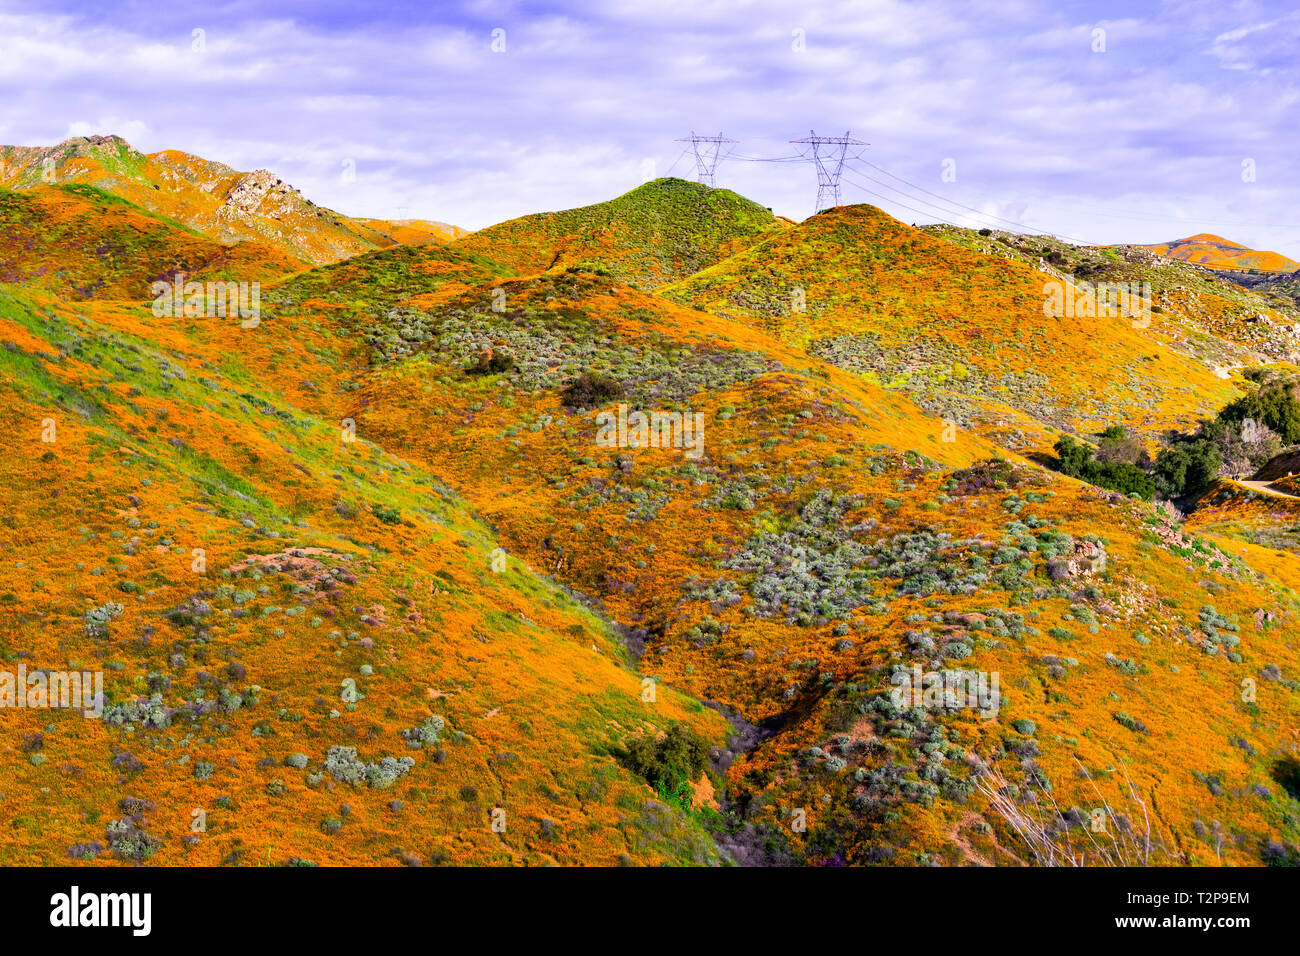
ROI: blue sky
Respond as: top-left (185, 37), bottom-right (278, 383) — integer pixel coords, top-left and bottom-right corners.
top-left (1, 0), bottom-right (1297, 257)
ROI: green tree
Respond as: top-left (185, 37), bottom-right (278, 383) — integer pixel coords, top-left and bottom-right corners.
top-left (1054, 435), bottom-right (1093, 477)
top-left (1153, 439), bottom-right (1221, 498)
top-left (623, 722), bottom-right (711, 807)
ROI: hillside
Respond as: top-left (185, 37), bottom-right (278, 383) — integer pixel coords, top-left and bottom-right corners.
top-left (0, 280), bottom-right (729, 865)
top-left (923, 223), bottom-right (1300, 367)
top-left (456, 178), bottom-right (787, 289)
top-left (662, 204), bottom-right (1241, 443)
top-left (271, 259), bottom-right (1299, 866)
top-left (1, 168), bottom-right (1298, 869)
top-left (1144, 234), bottom-right (1300, 274)
top-left (352, 218), bottom-right (470, 244)
top-left (0, 183), bottom-right (301, 300)
top-left (262, 241), bottom-right (517, 316)
top-left (1229, 270), bottom-right (1300, 312)
top-left (0, 136), bottom-right (465, 266)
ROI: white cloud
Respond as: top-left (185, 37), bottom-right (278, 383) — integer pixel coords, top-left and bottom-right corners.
top-left (0, 0), bottom-right (1294, 257)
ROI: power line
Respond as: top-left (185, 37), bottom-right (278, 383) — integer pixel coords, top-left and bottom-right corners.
top-left (674, 132), bottom-right (737, 187)
top-left (842, 167), bottom-right (1098, 246)
top-left (836, 170), bottom-right (971, 228)
top-left (849, 156), bottom-right (1300, 239)
top-left (728, 152), bottom-right (810, 163)
top-left (667, 133), bottom-right (1300, 241)
top-left (845, 157), bottom-right (1094, 243)
top-left (789, 131), bottom-right (867, 213)
top-left (662, 145), bottom-right (691, 179)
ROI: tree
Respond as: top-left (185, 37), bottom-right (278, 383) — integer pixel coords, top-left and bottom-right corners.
top-left (1054, 433), bottom-right (1154, 499)
top-left (1153, 439), bottom-right (1221, 498)
top-left (623, 722), bottom-right (711, 806)
top-left (1198, 417), bottom-right (1281, 477)
top-left (1095, 425), bottom-right (1148, 468)
top-left (1220, 380), bottom-right (1300, 444)
top-left (1054, 435), bottom-right (1093, 478)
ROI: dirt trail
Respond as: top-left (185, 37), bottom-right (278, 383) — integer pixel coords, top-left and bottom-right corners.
top-left (1234, 479), bottom-right (1300, 499)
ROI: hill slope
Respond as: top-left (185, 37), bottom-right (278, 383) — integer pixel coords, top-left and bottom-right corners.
top-left (923, 223), bottom-right (1300, 366)
top-left (1144, 234), bottom-right (1300, 274)
top-left (301, 266), bottom-right (1300, 867)
top-left (0, 183), bottom-right (302, 299)
top-left (0, 281), bottom-right (727, 865)
top-left (2, 171), bottom-right (1299, 868)
top-left (0, 136), bottom-right (465, 266)
top-left (663, 204), bottom-right (1239, 442)
top-left (457, 178), bottom-right (787, 289)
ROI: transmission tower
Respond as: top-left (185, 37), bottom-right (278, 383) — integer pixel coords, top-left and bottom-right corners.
top-left (675, 132), bottom-right (737, 187)
top-left (789, 130), bottom-right (867, 212)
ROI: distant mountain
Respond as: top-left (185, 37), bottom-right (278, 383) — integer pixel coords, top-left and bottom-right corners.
top-left (457, 177), bottom-right (787, 289)
top-left (1143, 233), bottom-right (1300, 273)
top-left (0, 135), bottom-right (465, 265)
top-left (352, 217), bottom-right (470, 244)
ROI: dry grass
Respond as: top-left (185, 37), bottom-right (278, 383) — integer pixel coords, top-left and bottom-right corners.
top-left (975, 756), bottom-right (1178, 867)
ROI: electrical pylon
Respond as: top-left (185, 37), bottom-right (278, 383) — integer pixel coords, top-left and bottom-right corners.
top-left (674, 132), bottom-right (737, 187)
top-left (789, 130), bottom-right (867, 212)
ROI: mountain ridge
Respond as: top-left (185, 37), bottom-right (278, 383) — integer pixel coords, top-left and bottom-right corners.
top-left (0, 135), bottom-right (466, 266)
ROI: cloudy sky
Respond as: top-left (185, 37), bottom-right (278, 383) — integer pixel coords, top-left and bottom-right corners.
top-left (1, 0), bottom-right (1297, 256)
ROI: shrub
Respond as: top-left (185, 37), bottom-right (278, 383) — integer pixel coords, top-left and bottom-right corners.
top-left (324, 745), bottom-right (414, 788)
top-left (1011, 719), bottom-right (1036, 736)
top-left (1094, 425), bottom-right (1148, 467)
top-left (84, 601), bottom-right (124, 637)
top-left (1113, 712), bottom-right (1147, 733)
top-left (324, 746), bottom-right (367, 786)
top-left (1220, 377), bottom-right (1300, 443)
top-left (106, 818), bottom-right (162, 862)
top-left (365, 756), bottom-right (416, 789)
top-left (372, 504), bottom-right (402, 525)
top-left (1054, 435), bottom-right (1154, 499)
top-left (464, 351), bottom-right (515, 376)
top-left (562, 371), bottom-right (624, 410)
top-left (1198, 417), bottom-right (1281, 476)
top-left (623, 722), bottom-right (711, 806)
top-left (400, 715), bottom-right (445, 748)
top-left (1152, 439), bottom-right (1221, 498)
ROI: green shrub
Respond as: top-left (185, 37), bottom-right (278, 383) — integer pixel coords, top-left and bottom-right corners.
top-left (1152, 439), bottom-right (1221, 498)
top-left (372, 503), bottom-right (402, 525)
top-left (623, 722), bottom-right (710, 807)
top-left (1054, 435), bottom-right (1154, 499)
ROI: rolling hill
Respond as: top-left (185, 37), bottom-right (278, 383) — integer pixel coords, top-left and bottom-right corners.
top-left (456, 178), bottom-right (788, 289)
top-left (0, 280), bottom-right (727, 866)
top-left (662, 203), bottom-right (1241, 443)
top-left (0, 135), bottom-right (465, 266)
top-left (0, 183), bottom-right (302, 300)
top-left (924, 223), bottom-right (1300, 366)
top-left (0, 151), bottom-right (1298, 868)
top-left (1143, 234), bottom-right (1300, 274)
